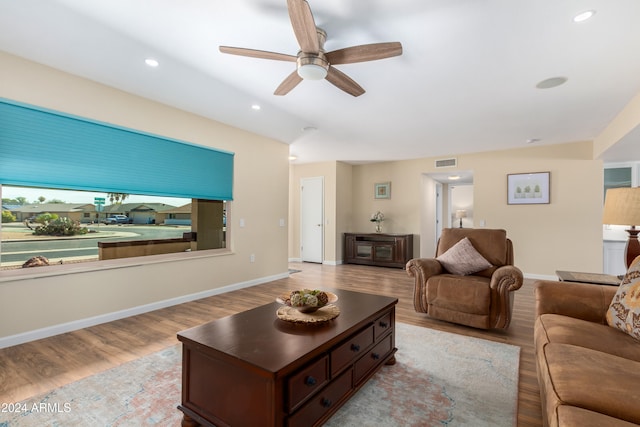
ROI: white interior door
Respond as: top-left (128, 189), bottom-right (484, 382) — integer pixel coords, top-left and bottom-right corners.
top-left (301, 177), bottom-right (324, 263)
top-left (435, 182), bottom-right (443, 245)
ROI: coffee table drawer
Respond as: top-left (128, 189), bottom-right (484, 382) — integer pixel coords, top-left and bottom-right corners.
top-left (287, 368), bottom-right (353, 427)
top-left (331, 325), bottom-right (374, 376)
top-left (354, 333), bottom-right (393, 384)
top-left (374, 311), bottom-right (393, 340)
top-left (287, 355), bottom-right (329, 411)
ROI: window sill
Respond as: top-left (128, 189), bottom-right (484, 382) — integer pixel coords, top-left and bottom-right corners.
top-left (0, 248), bottom-right (233, 283)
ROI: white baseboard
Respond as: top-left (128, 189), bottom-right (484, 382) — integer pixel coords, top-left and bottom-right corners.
top-left (288, 257), bottom-right (302, 262)
top-left (0, 271), bottom-right (289, 349)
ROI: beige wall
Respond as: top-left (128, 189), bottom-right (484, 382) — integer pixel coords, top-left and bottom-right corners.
top-left (0, 52), bottom-right (289, 341)
top-left (291, 141), bottom-right (604, 277)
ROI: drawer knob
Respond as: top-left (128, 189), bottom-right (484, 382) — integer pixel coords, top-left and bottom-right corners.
top-left (350, 343), bottom-right (361, 352)
top-left (321, 398), bottom-right (332, 408)
top-left (305, 376), bottom-right (317, 386)
top-left (379, 321), bottom-right (388, 328)
top-left (372, 352), bottom-right (380, 360)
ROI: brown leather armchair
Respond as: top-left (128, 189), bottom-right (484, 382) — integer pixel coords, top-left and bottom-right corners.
top-left (406, 228), bottom-right (523, 329)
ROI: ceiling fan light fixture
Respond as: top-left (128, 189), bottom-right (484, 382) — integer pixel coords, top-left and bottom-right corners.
top-left (298, 64), bottom-right (327, 80)
top-left (297, 55), bottom-right (329, 80)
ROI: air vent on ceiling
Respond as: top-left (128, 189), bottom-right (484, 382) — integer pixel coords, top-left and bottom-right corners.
top-left (435, 158), bottom-right (457, 168)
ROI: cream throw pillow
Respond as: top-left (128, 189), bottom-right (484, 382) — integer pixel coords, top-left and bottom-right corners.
top-left (607, 255), bottom-right (640, 340)
top-left (436, 237), bottom-right (492, 276)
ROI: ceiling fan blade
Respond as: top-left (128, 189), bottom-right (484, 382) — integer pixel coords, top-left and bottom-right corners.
top-left (325, 67), bottom-right (365, 97)
top-left (274, 71), bottom-right (303, 96)
top-left (287, 0), bottom-right (319, 53)
top-left (326, 42), bottom-right (403, 65)
top-left (219, 46), bottom-right (297, 62)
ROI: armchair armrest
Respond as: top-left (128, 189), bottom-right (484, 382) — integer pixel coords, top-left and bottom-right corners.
top-left (406, 258), bottom-right (443, 280)
top-left (533, 280), bottom-right (618, 324)
top-left (489, 265), bottom-right (523, 329)
top-left (490, 265), bottom-right (524, 293)
top-left (406, 258), bottom-right (443, 313)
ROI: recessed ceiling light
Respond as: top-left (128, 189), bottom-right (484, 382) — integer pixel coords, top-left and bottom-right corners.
top-left (288, 155), bottom-right (298, 161)
top-left (536, 76), bottom-right (568, 89)
top-left (573, 10), bottom-right (596, 23)
top-left (144, 58), bottom-right (159, 67)
top-left (251, 104), bottom-right (261, 111)
top-left (448, 175), bottom-right (461, 180)
top-left (526, 138), bottom-right (541, 144)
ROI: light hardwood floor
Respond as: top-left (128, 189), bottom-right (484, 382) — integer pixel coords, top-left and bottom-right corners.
top-left (0, 262), bottom-right (542, 426)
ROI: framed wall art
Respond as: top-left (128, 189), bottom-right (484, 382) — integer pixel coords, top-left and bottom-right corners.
top-left (374, 182), bottom-right (391, 199)
top-left (507, 172), bottom-right (550, 205)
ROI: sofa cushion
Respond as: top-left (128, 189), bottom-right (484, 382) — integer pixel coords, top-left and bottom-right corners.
top-left (607, 255), bottom-right (640, 341)
top-left (541, 343), bottom-right (640, 425)
top-left (557, 406), bottom-right (640, 427)
top-left (436, 237), bottom-right (492, 275)
top-left (535, 314), bottom-right (640, 362)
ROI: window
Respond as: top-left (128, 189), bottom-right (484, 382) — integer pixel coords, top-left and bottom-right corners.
top-left (0, 99), bottom-right (234, 273)
top-left (1, 185), bottom-right (228, 270)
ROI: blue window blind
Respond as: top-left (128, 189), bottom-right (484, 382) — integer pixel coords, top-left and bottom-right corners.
top-left (0, 98), bottom-right (233, 200)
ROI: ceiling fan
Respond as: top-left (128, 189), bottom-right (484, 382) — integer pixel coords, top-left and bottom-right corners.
top-left (219, 0), bottom-right (403, 97)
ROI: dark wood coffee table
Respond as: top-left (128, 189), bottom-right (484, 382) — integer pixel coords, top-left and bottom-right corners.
top-left (177, 289), bottom-right (397, 427)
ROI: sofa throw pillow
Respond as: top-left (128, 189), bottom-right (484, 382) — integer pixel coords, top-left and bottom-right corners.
top-left (606, 256), bottom-right (640, 341)
top-left (436, 237), bottom-right (493, 276)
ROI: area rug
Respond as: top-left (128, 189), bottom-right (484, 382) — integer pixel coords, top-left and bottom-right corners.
top-left (1, 323), bottom-right (519, 427)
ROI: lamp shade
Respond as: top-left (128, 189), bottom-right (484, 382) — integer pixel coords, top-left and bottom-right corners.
top-left (455, 210), bottom-right (467, 219)
top-left (602, 188), bottom-right (640, 226)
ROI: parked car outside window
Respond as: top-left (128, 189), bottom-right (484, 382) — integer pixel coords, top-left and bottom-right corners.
top-left (102, 215), bottom-right (132, 224)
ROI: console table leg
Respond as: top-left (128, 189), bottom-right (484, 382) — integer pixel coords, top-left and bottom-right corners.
top-left (385, 355), bottom-right (396, 365)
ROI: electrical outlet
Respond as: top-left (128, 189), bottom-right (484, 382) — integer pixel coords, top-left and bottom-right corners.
top-left (250, 254), bottom-right (255, 263)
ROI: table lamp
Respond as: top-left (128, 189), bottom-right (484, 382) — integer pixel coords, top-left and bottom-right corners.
top-left (602, 187), bottom-right (640, 268)
top-left (455, 210), bottom-right (467, 228)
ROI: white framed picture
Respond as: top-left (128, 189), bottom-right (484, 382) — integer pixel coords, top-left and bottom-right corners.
top-left (507, 172), bottom-right (550, 204)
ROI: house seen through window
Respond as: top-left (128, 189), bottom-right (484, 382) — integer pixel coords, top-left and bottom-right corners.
top-left (0, 185), bottom-right (227, 270)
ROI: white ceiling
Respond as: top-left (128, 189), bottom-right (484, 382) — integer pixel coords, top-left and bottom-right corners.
top-left (1, 0), bottom-right (640, 165)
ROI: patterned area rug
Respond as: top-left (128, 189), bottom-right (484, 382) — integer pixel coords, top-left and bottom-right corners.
top-left (1, 323), bottom-right (519, 426)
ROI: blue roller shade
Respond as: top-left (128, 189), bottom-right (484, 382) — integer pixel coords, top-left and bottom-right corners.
top-left (0, 98), bottom-right (233, 200)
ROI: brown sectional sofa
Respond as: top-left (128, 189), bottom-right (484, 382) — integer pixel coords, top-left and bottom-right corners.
top-left (534, 280), bottom-right (640, 427)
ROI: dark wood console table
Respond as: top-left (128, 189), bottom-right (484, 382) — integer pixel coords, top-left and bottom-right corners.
top-left (344, 233), bottom-right (413, 268)
top-left (177, 289), bottom-right (397, 427)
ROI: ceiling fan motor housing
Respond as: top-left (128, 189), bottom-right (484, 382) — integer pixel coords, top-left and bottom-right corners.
top-left (296, 27), bottom-right (328, 80)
